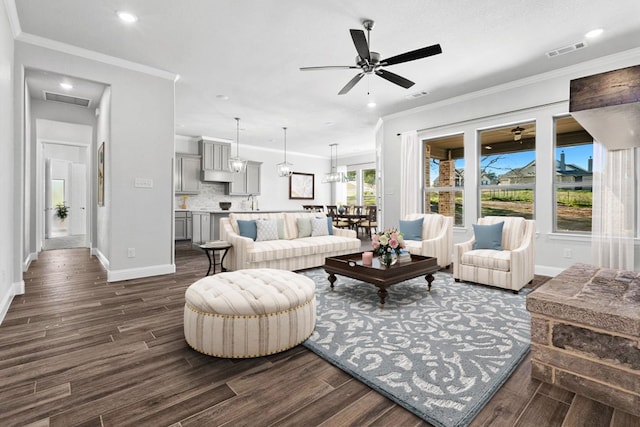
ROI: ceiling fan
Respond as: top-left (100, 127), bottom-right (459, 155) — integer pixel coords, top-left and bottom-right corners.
top-left (510, 126), bottom-right (535, 142)
top-left (300, 19), bottom-right (442, 95)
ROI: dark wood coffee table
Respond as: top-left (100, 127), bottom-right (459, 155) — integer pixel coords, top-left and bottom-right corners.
top-left (323, 252), bottom-right (439, 306)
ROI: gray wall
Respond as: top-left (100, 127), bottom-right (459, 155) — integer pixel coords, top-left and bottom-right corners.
top-left (14, 41), bottom-right (175, 283)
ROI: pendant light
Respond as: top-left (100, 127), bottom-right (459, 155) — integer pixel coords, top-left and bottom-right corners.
top-left (228, 117), bottom-right (247, 173)
top-left (276, 127), bottom-right (294, 177)
top-left (323, 143), bottom-right (346, 183)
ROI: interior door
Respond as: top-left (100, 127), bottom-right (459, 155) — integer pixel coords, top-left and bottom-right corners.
top-left (70, 163), bottom-right (87, 235)
top-left (45, 159), bottom-right (52, 239)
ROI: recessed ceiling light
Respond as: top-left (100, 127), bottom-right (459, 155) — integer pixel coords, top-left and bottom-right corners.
top-left (216, 94), bottom-right (229, 100)
top-left (585, 28), bottom-right (604, 39)
top-left (367, 101), bottom-right (377, 108)
top-left (59, 83), bottom-right (73, 90)
top-left (117, 11), bottom-right (138, 23)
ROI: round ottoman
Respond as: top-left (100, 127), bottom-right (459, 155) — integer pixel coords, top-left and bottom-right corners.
top-left (183, 268), bottom-right (316, 358)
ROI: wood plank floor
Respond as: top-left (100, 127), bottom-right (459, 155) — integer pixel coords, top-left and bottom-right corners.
top-left (1, 242), bottom-right (637, 427)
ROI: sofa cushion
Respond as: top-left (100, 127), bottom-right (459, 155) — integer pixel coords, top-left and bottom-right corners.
top-left (256, 219), bottom-right (279, 242)
top-left (400, 218), bottom-right (423, 241)
top-left (473, 221), bottom-right (504, 250)
top-left (461, 249), bottom-right (511, 272)
top-left (229, 212), bottom-right (286, 234)
top-left (237, 220), bottom-right (257, 240)
top-left (249, 239), bottom-right (317, 262)
top-left (301, 235), bottom-right (361, 254)
top-left (311, 217), bottom-right (329, 236)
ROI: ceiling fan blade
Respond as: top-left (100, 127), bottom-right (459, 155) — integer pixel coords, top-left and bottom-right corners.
top-left (338, 73), bottom-right (365, 95)
top-left (300, 66), bottom-right (359, 71)
top-left (381, 44), bottom-right (442, 66)
top-left (375, 69), bottom-right (415, 89)
top-left (349, 29), bottom-right (370, 62)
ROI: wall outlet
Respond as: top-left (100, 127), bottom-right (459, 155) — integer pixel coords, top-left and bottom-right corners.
top-left (127, 248), bottom-right (136, 258)
top-left (563, 248), bottom-right (572, 259)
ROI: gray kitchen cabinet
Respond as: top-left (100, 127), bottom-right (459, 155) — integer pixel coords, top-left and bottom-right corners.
top-left (175, 154), bottom-right (201, 194)
top-left (228, 161), bottom-right (261, 195)
top-left (200, 139), bottom-right (231, 172)
top-left (175, 211), bottom-right (192, 240)
top-left (191, 211), bottom-right (211, 244)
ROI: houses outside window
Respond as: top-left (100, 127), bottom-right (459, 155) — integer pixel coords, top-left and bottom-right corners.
top-left (554, 116), bottom-right (593, 233)
top-left (479, 122), bottom-right (536, 219)
top-left (423, 134), bottom-right (464, 226)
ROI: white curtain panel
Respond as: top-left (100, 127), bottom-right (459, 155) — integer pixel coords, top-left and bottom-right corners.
top-left (591, 142), bottom-right (636, 270)
top-left (400, 131), bottom-right (420, 218)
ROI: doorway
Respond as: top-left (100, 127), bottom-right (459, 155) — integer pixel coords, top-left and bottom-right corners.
top-left (41, 143), bottom-right (90, 251)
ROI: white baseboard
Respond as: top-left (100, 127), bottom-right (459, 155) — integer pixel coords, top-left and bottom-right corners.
top-left (23, 252), bottom-right (38, 272)
top-left (535, 265), bottom-right (564, 277)
top-left (0, 280), bottom-right (25, 326)
top-left (107, 264), bottom-right (176, 282)
top-left (93, 248), bottom-right (110, 271)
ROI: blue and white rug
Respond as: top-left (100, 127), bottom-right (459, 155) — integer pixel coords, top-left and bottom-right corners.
top-left (300, 269), bottom-right (531, 427)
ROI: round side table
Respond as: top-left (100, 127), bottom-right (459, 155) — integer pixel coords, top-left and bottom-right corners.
top-left (199, 241), bottom-right (232, 276)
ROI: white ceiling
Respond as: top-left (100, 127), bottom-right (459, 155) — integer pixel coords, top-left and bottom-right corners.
top-left (12, 0), bottom-right (640, 157)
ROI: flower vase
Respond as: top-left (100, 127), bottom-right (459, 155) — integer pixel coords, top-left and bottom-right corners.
top-left (379, 252), bottom-right (397, 267)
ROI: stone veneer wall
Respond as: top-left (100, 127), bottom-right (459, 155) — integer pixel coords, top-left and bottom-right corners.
top-left (526, 263), bottom-right (639, 417)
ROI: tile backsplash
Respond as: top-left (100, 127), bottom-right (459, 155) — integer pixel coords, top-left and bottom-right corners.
top-left (175, 182), bottom-right (249, 210)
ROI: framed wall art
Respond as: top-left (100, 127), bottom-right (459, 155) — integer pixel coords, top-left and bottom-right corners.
top-left (98, 142), bottom-right (105, 206)
top-left (289, 172), bottom-right (314, 200)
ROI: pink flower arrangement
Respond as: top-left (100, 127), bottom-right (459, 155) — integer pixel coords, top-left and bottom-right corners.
top-left (372, 228), bottom-right (406, 257)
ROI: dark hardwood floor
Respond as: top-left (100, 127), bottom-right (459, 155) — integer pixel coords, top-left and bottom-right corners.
top-left (0, 242), bottom-right (637, 426)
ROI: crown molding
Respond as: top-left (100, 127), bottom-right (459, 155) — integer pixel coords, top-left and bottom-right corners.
top-left (16, 32), bottom-right (177, 81)
top-left (3, 0), bottom-right (21, 37)
top-left (384, 46), bottom-right (640, 121)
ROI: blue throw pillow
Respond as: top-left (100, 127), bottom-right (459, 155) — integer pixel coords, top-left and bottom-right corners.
top-left (399, 218), bottom-right (423, 241)
top-left (472, 221), bottom-right (504, 250)
top-left (237, 219), bottom-right (257, 241)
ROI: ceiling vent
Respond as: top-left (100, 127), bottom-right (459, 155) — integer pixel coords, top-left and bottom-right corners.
top-left (43, 91), bottom-right (91, 108)
top-left (546, 41), bottom-right (587, 58)
top-left (405, 90), bottom-right (430, 100)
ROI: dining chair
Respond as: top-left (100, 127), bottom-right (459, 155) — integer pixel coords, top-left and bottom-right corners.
top-left (358, 205), bottom-right (378, 237)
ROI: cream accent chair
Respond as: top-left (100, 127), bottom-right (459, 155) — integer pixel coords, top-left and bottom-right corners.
top-left (453, 216), bottom-right (535, 292)
top-left (402, 213), bottom-right (453, 269)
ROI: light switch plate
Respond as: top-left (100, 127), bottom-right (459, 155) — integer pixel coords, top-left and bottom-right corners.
top-left (134, 178), bottom-right (153, 188)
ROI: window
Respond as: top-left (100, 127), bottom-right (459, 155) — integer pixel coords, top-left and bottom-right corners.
top-left (424, 134), bottom-right (464, 226)
top-left (479, 122), bottom-right (535, 219)
top-left (554, 116), bottom-right (593, 233)
top-left (52, 179), bottom-right (65, 206)
top-left (344, 165), bottom-right (376, 206)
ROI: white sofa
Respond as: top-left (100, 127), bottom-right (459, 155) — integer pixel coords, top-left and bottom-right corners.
top-left (220, 212), bottom-right (361, 271)
top-left (402, 213), bottom-right (453, 268)
top-left (453, 216), bottom-right (535, 292)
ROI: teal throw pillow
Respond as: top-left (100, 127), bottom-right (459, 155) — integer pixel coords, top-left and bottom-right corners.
top-left (297, 217), bottom-right (312, 238)
top-left (399, 218), bottom-right (423, 241)
top-left (237, 219), bottom-right (257, 241)
top-left (472, 221), bottom-right (504, 250)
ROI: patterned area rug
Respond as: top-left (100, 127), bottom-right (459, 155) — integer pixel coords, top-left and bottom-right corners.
top-left (300, 269), bottom-right (531, 427)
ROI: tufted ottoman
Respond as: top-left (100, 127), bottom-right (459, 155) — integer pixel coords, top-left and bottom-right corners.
top-left (183, 268), bottom-right (316, 358)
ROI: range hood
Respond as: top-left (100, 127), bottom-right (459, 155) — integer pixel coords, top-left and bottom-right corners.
top-left (202, 170), bottom-right (233, 182)
top-left (570, 64), bottom-right (640, 151)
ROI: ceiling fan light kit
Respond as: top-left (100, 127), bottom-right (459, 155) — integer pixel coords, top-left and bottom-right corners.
top-left (300, 19), bottom-right (442, 95)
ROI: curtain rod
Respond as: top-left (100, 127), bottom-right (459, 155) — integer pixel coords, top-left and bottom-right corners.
top-left (395, 99), bottom-right (568, 136)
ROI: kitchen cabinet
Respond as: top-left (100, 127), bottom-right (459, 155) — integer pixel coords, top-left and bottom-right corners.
top-left (228, 161), bottom-right (262, 196)
top-left (175, 154), bottom-right (201, 194)
top-left (200, 139), bottom-right (231, 172)
top-left (175, 211), bottom-right (192, 240)
top-left (191, 211), bottom-right (211, 244)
